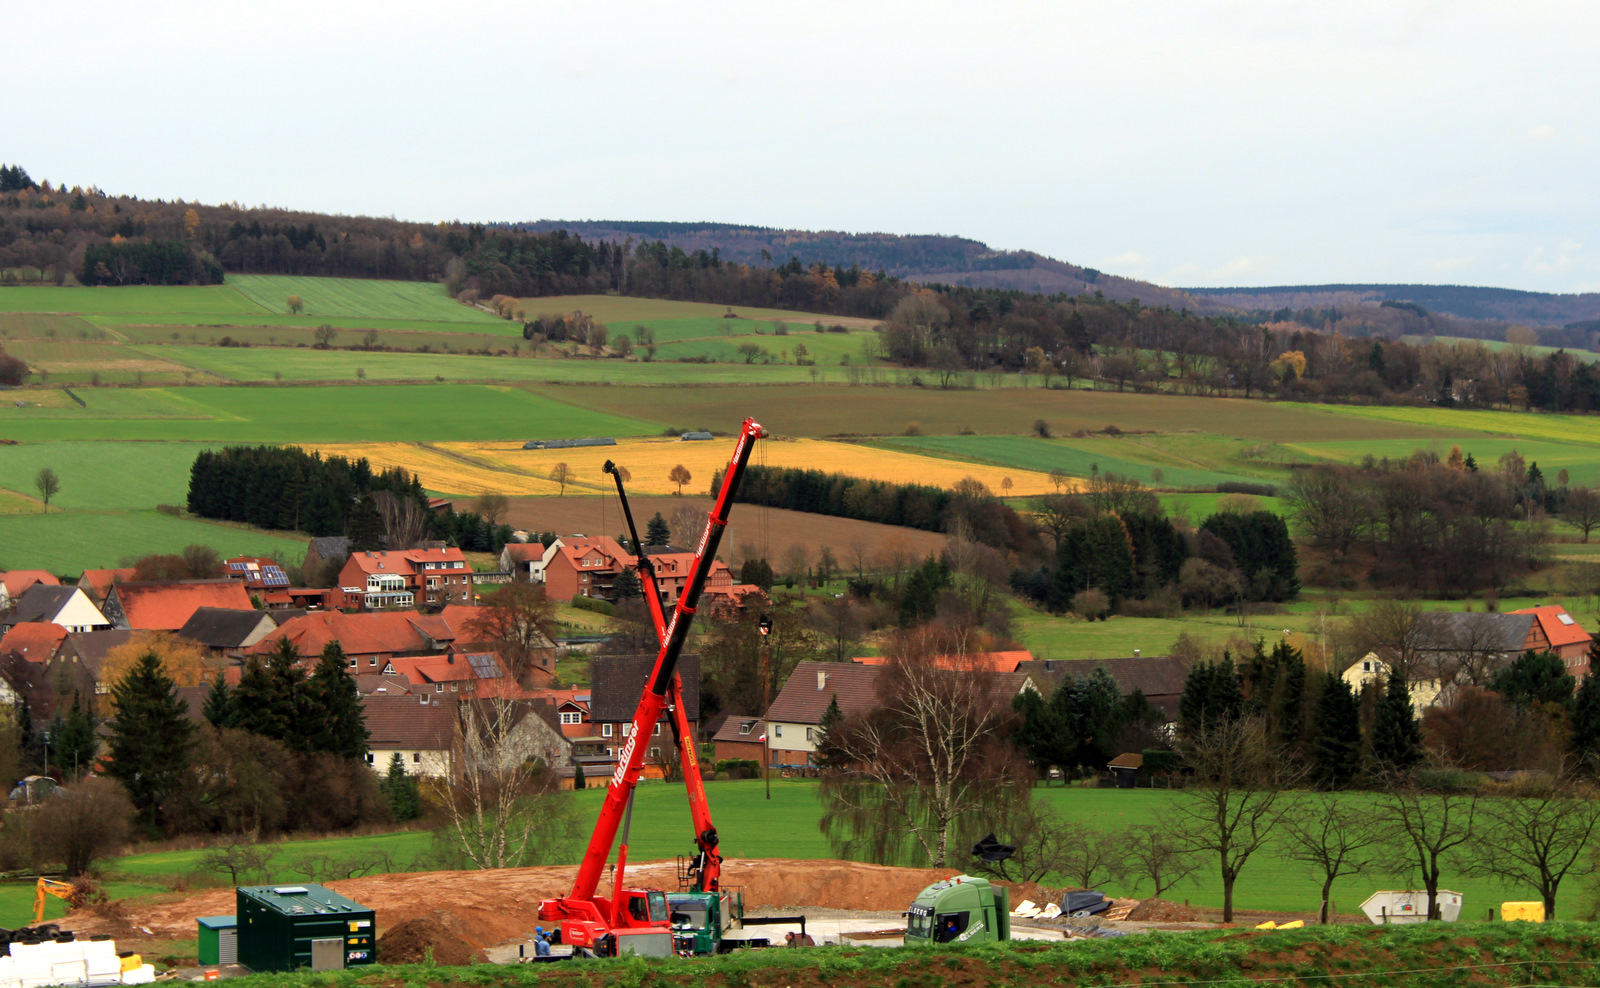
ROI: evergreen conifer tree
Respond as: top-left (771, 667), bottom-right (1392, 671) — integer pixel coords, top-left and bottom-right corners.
top-left (1309, 674), bottom-right (1362, 789)
top-left (381, 752), bottom-right (421, 820)
top-left (234, 638), bottom-right (311, 747)
top-left (1571, 664), bottom-right (1600, 764)
top-left (1178, 657), bottom-right (1243, 737)
top-left (1491, 650), bottom-right (1576, 711)
top-left (348, 493), bottom-right (385, 551)
top-left (1275, 643), bottom-right (1308, 748)
top-left (814, 695), bottom-right (848, 771)
top-left (203, 672), bottom-right (236, 728)
top-left (646, 512), bottom-right (672, 546)
top-left (1371, 668), bottom-right (1424, 773)
top-left (53, 693), bottom-right (99, 781)
top-left (612, 568), bottom-right (643, 600)
top-left (573, 758), bottom-right (586, 789)
top-left (106, 650), bottom-right (195, 828)
top-left (308, 641), bottom-right (369, 758)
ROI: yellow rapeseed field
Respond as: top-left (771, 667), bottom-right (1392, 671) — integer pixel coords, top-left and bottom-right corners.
top-left (303, 438), bottom-right (1061, 498)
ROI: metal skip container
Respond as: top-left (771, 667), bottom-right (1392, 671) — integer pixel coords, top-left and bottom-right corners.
top-left (236, 884), bottom-right (376, 972)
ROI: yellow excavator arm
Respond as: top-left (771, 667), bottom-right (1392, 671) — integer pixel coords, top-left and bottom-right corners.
top-left (34, 878), bottom-right (74, 925)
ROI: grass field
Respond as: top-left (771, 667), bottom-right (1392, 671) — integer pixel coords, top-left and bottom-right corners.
top-left (140, 344), bottom-right (837, 385)
top-left (0, 510), bottom-right (309, 575)
top-left (227, 275), bottom-right (503, 324)
top-left (0, 442), bottom-right (209, 509)
top-left (0, 313), bottom-right (103, 338)
top-left (95, 780), bottom-right (1531, 918)
top-left (0, 385), bottom-right (656, 443)
top-left (521, 294), bottom-right (880, 330)
top-left (0, 285), bottom-right (267, 316)
top-left (1292, 435), bottom-right (1600, 483)
top-left (876, 435), bottom-right (1268, 490)
top-left (0, 881), bottom-right (165, 929)
top-left (1306, 403), bottom-right (1600, 446)
top-left (112, 321), bottom-right (521, 351)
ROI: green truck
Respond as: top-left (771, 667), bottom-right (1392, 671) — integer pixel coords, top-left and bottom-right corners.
top-left (904, 876), bottom-right (1011, 945)
top-left (667, 890), bottom-right (738, 955)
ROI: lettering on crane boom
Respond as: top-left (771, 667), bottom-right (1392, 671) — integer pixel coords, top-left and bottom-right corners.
top-left (611, 733), bottom-right (639, 788)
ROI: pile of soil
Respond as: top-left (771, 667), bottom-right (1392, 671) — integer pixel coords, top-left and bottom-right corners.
top-left (1126, 898), bottom-right (1199, 922)
top-left (376, 912), bottom-right (481, 966)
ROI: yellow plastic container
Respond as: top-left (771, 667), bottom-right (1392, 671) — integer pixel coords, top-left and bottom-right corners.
top-left (1254, 920), bottom-right (1277, 930)
top-left (120, 954), bottom-right (142, 973)
top-left (1277, 920), bottom-right (1305, 930)
top-left (1501, 902), bottom-right (1545, 922)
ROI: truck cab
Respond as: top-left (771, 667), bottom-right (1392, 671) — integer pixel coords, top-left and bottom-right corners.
top-left (904, 876), bottom-right (1010, 945)
top-left (667, 889), bottom-right (743, 955)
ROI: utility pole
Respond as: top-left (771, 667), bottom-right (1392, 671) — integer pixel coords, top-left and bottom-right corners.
top-left (759, 614), bottom-right (772, 801)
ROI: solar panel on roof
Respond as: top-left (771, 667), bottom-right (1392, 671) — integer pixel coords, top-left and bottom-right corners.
top-left (229, 562), bottom-right (249, 571)
top-left (466, 653), bottom-right (502, 678)
top-left (262, 566), bottom-right (290, 587)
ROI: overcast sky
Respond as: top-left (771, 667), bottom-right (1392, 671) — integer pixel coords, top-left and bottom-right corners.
top-left (7, 1), bottom-right (1599, 293)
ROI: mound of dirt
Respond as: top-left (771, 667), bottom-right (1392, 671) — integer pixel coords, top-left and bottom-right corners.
top-left (377, 913), bottom-right (480, 966)
top-left (1126, 898), bottom-right (1199, 922)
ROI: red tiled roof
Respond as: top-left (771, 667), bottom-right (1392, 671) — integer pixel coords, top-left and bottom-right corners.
top-left (712, 714), bottom-right (766, 744)
top-left (112, 581), bottom-right (255, 631)
top-left (78, 569), bottom-right (136, 601)
top-left (1511, 605), bottom-right (1593, 650)
top-left (1, 571), bottom-right (59, 597)
top-left (852, 650), bottom-right (1034, 673)
top-left (503, 544), bottom-right (545, 563)
top-left (390, 653), bottom-right (478, 684)
top-left (250, 610), bottom-right (451, 659)
top-left (0, 622), bottom-right (68, 663)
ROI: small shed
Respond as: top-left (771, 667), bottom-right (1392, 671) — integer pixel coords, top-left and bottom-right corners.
top-left (1107, 752), bottom-right (1142, 789)
top-left (197, 915), bottom-right (238, 966)
top-left (237, 884), bottom-right (376, 972)
top-left (680, 431), bottom-right (714, 441)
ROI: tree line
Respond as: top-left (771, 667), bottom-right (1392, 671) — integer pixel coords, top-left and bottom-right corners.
top-left (188, 445), bottom-right (427, 537)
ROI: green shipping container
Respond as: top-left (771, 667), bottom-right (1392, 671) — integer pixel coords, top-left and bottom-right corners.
top-left (236, 885), bottom-right (376, 973)
top-left (197, 916), bottom-right (237, 966)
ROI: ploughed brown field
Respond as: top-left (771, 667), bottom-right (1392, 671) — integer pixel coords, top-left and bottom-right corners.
top-left (505, 496), bottom-right (949, 570)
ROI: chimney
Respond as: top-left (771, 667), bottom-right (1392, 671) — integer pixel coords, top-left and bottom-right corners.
top-left (817, 670), bottom-right (827, 691)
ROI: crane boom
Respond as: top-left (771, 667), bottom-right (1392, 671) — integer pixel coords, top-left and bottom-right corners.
top-left (540, 418), bottom-right (764, 951)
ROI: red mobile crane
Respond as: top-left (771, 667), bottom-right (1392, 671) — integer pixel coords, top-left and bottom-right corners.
top-left (538, 418), bottom-right (764, 958)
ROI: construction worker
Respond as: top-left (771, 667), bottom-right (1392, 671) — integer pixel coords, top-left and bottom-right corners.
top-left (533, 928), bottom-right (551, 958)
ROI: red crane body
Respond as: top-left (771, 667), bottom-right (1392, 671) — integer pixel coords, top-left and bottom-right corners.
top-left (538, 418), bottom-right (763, 955)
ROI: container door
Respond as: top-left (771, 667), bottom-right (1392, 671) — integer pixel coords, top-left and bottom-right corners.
top-left (311, 939), bottom-right (345, 972)
top-left (219, 929), bottom-right (238, 966)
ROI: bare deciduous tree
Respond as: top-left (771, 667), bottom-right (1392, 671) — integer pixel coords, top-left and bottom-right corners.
top-left (668, 464), bottom-right (693, 495)
top-left (463, 583), bottom-right (559, 682)
top-left (1169, 716), bottom-right (1303, 922)
top-left (33, 467), bottom-right (60, 512)
top-left (1377, 776), bottom-right (1478, 921)
top-left (1278, 792), bottom-right (1388, 923)
top-left (199, 838), bottom-right (278, 886)
top-left (669, 504), bottom-right (700, 548)
top-left (549, 462), bottom-right (574, 496)
top-left (1122, 825), bottom-right (1203, 900)
top-left (1561, 486), bottom-right (1600, 543)
top-left (427, 696), bottom-right (583, 870)
top-left (819, 634), bottom-right (1031, 867)
top-left (474, 491), bottom-right (510, 528)
top-left (1466, 778), bottom-right (1600, 920)
top-left (374, 490), bottom-right (431, 550)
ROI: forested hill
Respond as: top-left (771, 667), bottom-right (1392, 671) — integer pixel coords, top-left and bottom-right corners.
top-left (512, 220), bottom-right (1221, 313)
top-left (1185, 283), bottom-right (1600, 328)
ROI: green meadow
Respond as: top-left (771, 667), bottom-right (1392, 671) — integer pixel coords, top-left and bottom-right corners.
top-left (87, 780), bottom-right (1530, 921)
top-left (0, 442), bottom-right (208, 509)
top-left (875, 434), bottom-right (1280, 490)
top-left (0, 384), bottom-right (656, 443)
top-left (227, 274), bottom-right (502, 324)
top-left (1305, 403), bottom-right (1600, 446)
top-left (0, 284), bottom-right (265, 316)
top-left (0, 510), bottom-right (309, 576)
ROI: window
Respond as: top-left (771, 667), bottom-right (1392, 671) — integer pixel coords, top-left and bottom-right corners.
top-left (774, 724), bottom-right (783, 738)
top-left (370, 657), bottom-right (378, 666)
top-left (602, 723), bottom-right (614, 738)
top-left (436, 683), bottom-right (444, 692)
top-left (738, 721), bottom-right (755, 735)
top-left (622, 724), bottom-right (633, 737)
top-left (413, 753), bottom-right (421, 763)
top-left (365, 753), bottom-right (374, 764)
top-left (1362, 661), bottom-right (1371, 672)
top-left (561, 712), bottom-right (582, 725)
top-left (806, 727), bottom-right (815, 742)
top-left (649, 747), bottom-right (660, 758)
top-left (653, 723), bottom-right (661, 736)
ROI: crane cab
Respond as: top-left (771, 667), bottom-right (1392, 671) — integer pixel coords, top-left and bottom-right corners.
top-left (904, 876), bottom-right (1010, 945)
top-left (555, 890), bottom-right (674, 957)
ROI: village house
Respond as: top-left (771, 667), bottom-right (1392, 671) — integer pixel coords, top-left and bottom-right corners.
top-left (1341, 654), bottom-right (1444, 714)
top-left (539, 536), bottom-right (757, 611)
top-left (499, 542), bottom-right (546, 582)
top-left (525, 687), bottom-right (592, 737)
top-left (0, 585), bottom-right (111, 635)
top-left (102, 580), bottom-right (255, 632)
top-left (176, 606), bottom-right (280, 657)
top-left (0, 622), bottom-right (69, 666)
top-left (358, 693), bottom-right (572, 780)
top-left (248, 610), bottom-right (463, 670)
top-left (303, 536), bottom-right (352, 577)
top-left (336, 547), bottom-right (474, 609)
top-left (1015, 654), bottom-right (1192, 725)
top-left (575, 654), bottom-right (700, 773)
top-left (711, 715), bottom-right (767, 764)
top-left (361, 694), bottom-right (458, 777)
top-left (76, 569), bottom-right (136, 605)
top-left (0, 571), bottom-right (59, 610)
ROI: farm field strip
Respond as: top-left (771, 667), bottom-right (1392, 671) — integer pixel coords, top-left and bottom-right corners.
top-left (0, 312), bottom-right (103, 338)
top-left (1289, 435), bottom-right (1600, 483)
top-left (1303, 403), bottom-right (1600, 446)
top-left (0, 385), bottom-right (657, 442)
top-left (875, 434), bottom-right (1268, 489)
top-left (0, 285), bottom-right (267, 316)
top-left (301, 437), bottom-right (1063, 497)
top-left (142, 344), bottom-right (842, 385)
top-left (0, 442), bottom-right (211, 510)
top-left (520, 293), bottom-right (881, 329)
top-left (96, 314), bottom-right (526, 338)
top-left (226, 274), bottom-right (503, 324)
top-left (0, 509), bottom-right (308, 576)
